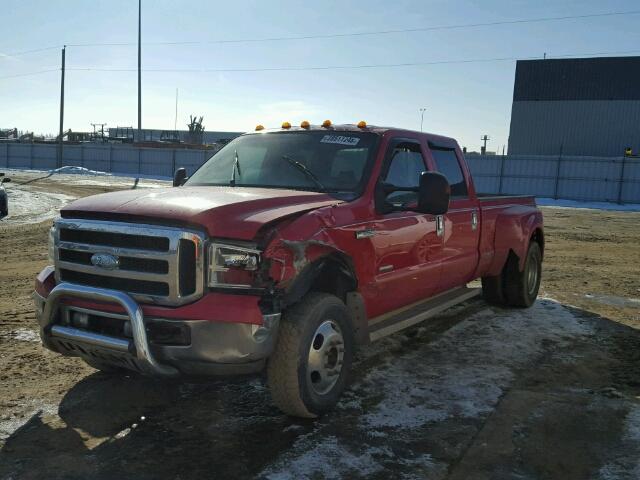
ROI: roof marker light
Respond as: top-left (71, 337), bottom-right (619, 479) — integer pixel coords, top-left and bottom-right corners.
top-left (357, 120), bottom-right (367, 129)
top-left (281, 121), bottom-right (291, 129)
top-left (300, 120), bottom-right (310, 129)
top-left (322, 119), bottom-right (332, 128)
top-left (255, 124), bottom-right (265, 131)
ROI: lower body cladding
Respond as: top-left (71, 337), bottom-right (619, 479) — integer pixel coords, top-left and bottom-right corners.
top-left (33, 283), bottom-right (281, 376)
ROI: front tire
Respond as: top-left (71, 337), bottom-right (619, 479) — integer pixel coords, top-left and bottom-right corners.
top-left (267, 292), bottom-right (354, 418)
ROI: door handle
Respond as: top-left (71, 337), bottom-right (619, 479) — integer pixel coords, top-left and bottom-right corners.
top-left (471, 210), bottom-right (478, 231)
top-left (436, 215), bottom-right (444, 237)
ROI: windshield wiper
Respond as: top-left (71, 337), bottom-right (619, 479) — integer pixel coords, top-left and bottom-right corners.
top-left (281, 155), bottom-right (325, 191)
top-left (230, 149), bottom-right (241, 186)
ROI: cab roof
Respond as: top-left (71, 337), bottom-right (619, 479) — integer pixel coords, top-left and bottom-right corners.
top-left (243, 124), bottom-right (459, 150)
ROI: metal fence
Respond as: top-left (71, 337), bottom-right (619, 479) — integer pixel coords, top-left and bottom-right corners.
top-left (467, 154), bottom-right (640, 204)
top-left (1, 143), bottom-right (639, 204)
top-left (0, 142), bottom-right (211, 179)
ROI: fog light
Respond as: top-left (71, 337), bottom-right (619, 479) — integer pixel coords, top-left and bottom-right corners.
top-left (71, 311), bottom-right (89, 329)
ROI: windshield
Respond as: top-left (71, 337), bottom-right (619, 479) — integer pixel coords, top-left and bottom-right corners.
top-left (186, 131), bottom-right (378, 198)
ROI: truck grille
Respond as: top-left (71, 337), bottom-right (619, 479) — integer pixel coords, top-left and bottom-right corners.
top-left (54, 219), bottom-right (205, 306)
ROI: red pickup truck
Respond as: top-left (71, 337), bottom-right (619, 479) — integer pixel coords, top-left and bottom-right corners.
top-left (34, 122), bottom-right (543, 417)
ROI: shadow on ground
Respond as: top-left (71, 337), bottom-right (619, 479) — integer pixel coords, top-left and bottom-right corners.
top-left (1, 300), bottom-right (639, 480)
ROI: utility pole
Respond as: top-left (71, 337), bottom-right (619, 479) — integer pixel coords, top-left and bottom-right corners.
top-left (57, 45), bottom-right (66, 168)
top-left (419, 107), bottom-right (427, 132)
top-left (480, 134), bottom-right (491, 155)
top-left (174, 88), bottom-right (179, 132)
top-left (137, 0), bottom-right (142, 140)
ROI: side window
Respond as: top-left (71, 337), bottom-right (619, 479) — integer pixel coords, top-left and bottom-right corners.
top-left (431, 148), bottom-right (468, 198)
top-left (383, 142), bottom-right (427, 205)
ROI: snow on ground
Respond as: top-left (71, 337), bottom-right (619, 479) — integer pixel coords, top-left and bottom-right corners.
top-left (2, 168), bottom-right (171, 188)
top-left (50, 166), bottom-right (112, 176)
top-left (1, 186), bottom-right (75, 225)
top-left (5, 329), bottom-right (39, 342)
top-left (0, 169), bottom-right (172, 226)
top-left (537, 197), bottom-right (640, 212)
top-left (0, 401), bottom-right (58, 442)
top-left (261, 299), bottom-right (593, 479)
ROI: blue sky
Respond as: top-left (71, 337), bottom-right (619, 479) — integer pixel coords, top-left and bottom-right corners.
top-left (1, 0), bottom-right (639, 151)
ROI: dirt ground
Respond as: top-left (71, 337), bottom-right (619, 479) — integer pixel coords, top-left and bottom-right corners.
top-left (0, 171), bottom-right (639, 479)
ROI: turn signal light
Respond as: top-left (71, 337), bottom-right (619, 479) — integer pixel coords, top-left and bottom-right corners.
top-left (255, 124), bottom-right (264, 131)
top-left (357, 120), bottom-right (367, 129)
top-left (300, 120), bottom-right (310, 129)
top-left (282, 121), bottom-right (291, 129)
top-left (322, 119), bottom-right (332, 128)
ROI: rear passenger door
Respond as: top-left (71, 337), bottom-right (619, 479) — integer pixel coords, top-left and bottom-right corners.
top-left (429, 146), bottom-right (480, 291)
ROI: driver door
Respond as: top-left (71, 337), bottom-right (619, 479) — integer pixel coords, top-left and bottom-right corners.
top-left (368, 139), bottom-right (443, 315)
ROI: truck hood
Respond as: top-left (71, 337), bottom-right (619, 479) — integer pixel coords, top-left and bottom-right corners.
top-left (62, 186), bottom-right (341, 239)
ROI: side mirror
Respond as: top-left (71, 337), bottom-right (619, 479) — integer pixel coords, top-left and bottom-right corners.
top-left (173, 168), bottom-right (187, 187)
top-left (1, 177), bottom-right (11, 184)
top-left (418, 172), bottom-right (450, 215)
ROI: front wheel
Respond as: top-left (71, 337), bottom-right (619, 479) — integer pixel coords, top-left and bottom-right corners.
top-left (267, 292), bottom-right (354, 418)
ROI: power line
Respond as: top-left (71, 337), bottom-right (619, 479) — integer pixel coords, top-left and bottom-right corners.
top-left (0, 68), bottom-right (58, 79)
top-left (0, 46), bottom-right (62, 58)
top-left (64, 10), bottom-right (640, 47)
top-left (2, 9), bottom-right (639, 57)
top-left (64, 49), bottom-right (640, 74)
top-left (3, 48), bottom-right (640, 80)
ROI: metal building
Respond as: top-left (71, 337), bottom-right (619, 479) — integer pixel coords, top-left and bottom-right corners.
top-left (507, 56), bottom-right (640, 156)
top-left (107, 127), bottom-right (243, 145)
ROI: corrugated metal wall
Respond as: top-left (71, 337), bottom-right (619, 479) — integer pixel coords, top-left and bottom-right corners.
top-left (467, 154), bottom-right (640, 203)
top-left (1, 143), bottom-right (638, 204)
top-left (508, 57), bottom-right (640, 157)
top-left (0, 143), bottom-right (211, 178)
top-left (508, 100), bottom-right (640, 156)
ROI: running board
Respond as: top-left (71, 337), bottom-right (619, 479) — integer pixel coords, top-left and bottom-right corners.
top-left (368, 286), bottom-right (481, 342)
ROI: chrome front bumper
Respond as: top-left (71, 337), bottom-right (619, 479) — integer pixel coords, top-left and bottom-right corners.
top-left (35, 283), bottom-right (281, 376)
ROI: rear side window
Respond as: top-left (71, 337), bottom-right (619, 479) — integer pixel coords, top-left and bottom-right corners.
top-left (431, 149), bottom-right (468, 198)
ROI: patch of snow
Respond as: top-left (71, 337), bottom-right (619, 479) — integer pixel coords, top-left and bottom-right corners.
top-left (583, 293), bottom-right (640, 309)
top-left (1, 186), bottom-right (75, 225)
top-left (0, 402), bottom-right (58, 441)
top-left (262, 436), bottom-right (382, 480)
top-left (261, 435), bottom-right (442, 480)
top-left (7, 328), bottom-right (39, 342)
top-left (356, 299), bottom-right (591, 431)
top-left (261, 299), bottom-right (591, 479)
top-left (50, 165), bottom-right (112, 176)
top-left (537, 197), bottom-right (640, 212)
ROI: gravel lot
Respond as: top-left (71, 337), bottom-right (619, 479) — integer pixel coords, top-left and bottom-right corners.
top-left (0, 171), bottom-right (639, 479)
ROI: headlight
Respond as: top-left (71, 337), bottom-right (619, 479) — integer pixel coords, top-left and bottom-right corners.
top-left (208, 243), bottom-right (261, 288)
top-left (48, 223), bottom-right (57, 264)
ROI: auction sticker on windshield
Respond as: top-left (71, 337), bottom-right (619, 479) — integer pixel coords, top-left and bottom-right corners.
top-left (320, 135), bottom-right (360, 146)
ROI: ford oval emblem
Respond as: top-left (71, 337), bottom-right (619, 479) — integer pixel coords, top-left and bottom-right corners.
top-left (91, 253), bottom-right (120, 270)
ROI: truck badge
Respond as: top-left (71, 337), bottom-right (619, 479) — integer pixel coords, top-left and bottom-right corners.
top-left (91, 253), bottom-right (120, 270)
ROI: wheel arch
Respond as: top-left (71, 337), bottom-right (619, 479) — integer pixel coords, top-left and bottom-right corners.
top-left (281, 251), bottom-right (369, 344)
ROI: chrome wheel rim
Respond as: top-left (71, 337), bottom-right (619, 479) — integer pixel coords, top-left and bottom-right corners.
top-left (527, 254), bottom-right (539, 296)
top-left (307, 320), bottom-right (345, 395)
